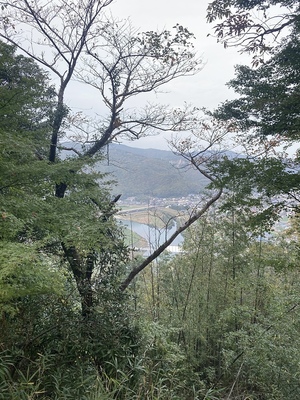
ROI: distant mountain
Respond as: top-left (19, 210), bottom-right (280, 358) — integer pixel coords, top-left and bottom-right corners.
top-left (94, 144), bottom-right (208, 199)
top-left (60, 143), bottom-right (227, 199)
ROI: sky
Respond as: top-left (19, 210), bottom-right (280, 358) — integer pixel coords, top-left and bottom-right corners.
top-left (66, 0), bottom-right (251, 150)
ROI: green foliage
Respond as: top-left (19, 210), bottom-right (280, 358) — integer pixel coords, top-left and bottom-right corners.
top-left (2, 7), bottom-right (300, 398)
top-left (0, 283), bottom-right (141, 398)
top-left (208, 10), bottom-right (300, 233)
top-left (0, 242), bottom-right (64, 305)
top-left (0, 41), bottom-right (55, 152)
top-left (148, 211), bottom-right (300, 399)
top-left (0, 41), bottom-right (137, 398)
top-left (215, 32), bottom-right (300, 140)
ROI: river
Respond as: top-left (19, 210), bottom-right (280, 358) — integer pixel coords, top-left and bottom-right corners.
top-left (121, 219), bottom-right (183, 248)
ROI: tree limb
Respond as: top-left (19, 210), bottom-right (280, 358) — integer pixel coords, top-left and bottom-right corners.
top-left (119, 186), bottom-right (223, 291)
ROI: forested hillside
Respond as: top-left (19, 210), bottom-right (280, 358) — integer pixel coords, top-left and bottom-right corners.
top-left (98, 144), bottom-right (209, 198)
top-left (1, 1), bottom-right (300, 399)
top-left (61, 143), bottom-right (209, 199)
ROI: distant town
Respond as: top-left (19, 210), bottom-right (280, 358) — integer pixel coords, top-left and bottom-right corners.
top-left (118, 193), bottom-right (206, 209)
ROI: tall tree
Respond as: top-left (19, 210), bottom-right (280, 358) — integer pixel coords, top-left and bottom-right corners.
top-left (0, 42), bottom-right (140, 395)
top-left (205, 0), bottom-right (300, 227)
top-left (0, 40), bottom-right (127, 313)
top-left (0, 2), bottom-right (202, 163)
top-left (0, 1), bottom-right (230, 299)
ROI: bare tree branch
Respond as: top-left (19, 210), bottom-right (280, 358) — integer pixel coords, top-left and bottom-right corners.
top-left (119, 186), bottom-right (223, 291)
top-left (0, 0), bottom-right (113, 162)
top-left (206, 0), bottom-right (299, 57)
top-left (119, 116), bottom-right (235, 290)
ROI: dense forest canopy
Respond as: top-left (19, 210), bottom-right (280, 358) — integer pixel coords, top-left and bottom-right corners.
top-left (0, 0), bottom-right (300, 398)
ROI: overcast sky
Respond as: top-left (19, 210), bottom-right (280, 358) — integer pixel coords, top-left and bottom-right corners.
top-left (67, 0), bottom-right (251, 150)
